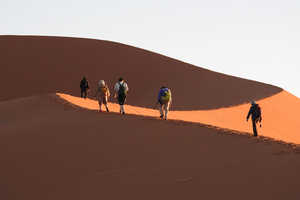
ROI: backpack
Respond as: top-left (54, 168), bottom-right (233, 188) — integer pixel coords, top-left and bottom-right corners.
top-left (253, 104), bottom-right (262, 121)
top-left (160, 88), bottom-right (171, 102)
top-left (118, 82), bottom-right (126, 96)
top-left (99, 86), bottom-right (108, 94)
top-left (80, 79), bottom-right (89, 89)
top-left (80, 79), bottom-right (86, 88)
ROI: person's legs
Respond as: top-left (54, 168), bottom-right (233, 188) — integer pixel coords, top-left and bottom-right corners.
top-left (80, 89), bottom-right (84, 98)
top-left (122, 95), bottom-right (126, 114)
top-left (164, 101), bottom-right (170, 120)
top-left (118, 94), bottom-right (126, 114)
top-left (159, 104), bottom-right (164, 118)
top-left (252, 118), bottom-right (258, 137)
top-left (104, 104), bottom-right (109, 112)
top-left (98, 99), bottom-right (102, 112)
top-left (103, 96), bottom-right (109, 112)
top-left (81, 89), bottom-right (87, 98)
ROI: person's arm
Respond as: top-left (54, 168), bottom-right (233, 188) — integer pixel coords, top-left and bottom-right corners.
top-left (246, 107), bottom-right (252, 121)
top-left (169, 89), bottom-right (172, 105)
top-left (259, 114), bottom-right (262, 122)
top-left (114, 83), bottom-right (118, 98)
top-left (259, 107), bottom-right (262, 122)
top-left (125, 82), bottom-right (129, 93)
top-left (107, 86), bottom-right (110, 97)
top-left (157, 90), bottom-right (162, 103)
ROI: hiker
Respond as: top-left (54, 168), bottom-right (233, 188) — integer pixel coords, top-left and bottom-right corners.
top-left (157, 86), bottom-right (172, 120)
top-left (95, 80), bottom-right (110, 112)
top-left (246, 101), bottom-right (262, 137)
top-left (80, 76), bottom-right (89, 98)
top-left (114, 77), bottom-right (129, 114)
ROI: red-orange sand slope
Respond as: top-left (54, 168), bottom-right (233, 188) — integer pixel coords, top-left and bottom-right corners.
top-left (1, 94), bottom-right (300, 200)
top-left (58, 90), bottom-right (300, 144)
top-left (1, 35), bottom-right (300, 200)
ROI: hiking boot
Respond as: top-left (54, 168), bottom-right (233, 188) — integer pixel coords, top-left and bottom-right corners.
top-left (160, 115), bottom-right (164, 119)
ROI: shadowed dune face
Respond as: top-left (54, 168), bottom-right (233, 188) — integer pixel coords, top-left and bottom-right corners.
top-left (0, 35), bottom-right (282, 110)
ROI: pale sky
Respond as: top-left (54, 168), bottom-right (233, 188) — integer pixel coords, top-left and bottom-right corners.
top-left (1, 0), bottom-right (300, 97)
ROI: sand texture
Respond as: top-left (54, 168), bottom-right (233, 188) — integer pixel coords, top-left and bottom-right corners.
top-left (1, 36), bottom-right (300, 200)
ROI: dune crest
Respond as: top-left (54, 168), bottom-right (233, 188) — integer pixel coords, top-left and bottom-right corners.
top-left (57, 90), bottom-right (300, 144)
top-left (1, 35), bottom-right (282, 110)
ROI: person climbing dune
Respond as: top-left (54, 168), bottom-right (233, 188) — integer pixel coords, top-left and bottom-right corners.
top-left (95, 80), bottom-right (110, 112)
top-left (246, 101), bottom-right (262, 137)
top-left (114, 77), bottom-right (129, 114)
top-left (80, 76), bottom-right (89, 99)
top-left (156, 86), bottom-right (172, 120)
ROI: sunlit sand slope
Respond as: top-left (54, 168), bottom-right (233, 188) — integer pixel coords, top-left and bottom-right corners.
top-left (58, 90), bottom-right (300, 144)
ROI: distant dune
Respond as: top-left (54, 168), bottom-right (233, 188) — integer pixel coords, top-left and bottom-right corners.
top-left (0, 35), bottom-right (282, 110)
top-left (1, 35), bottom-right (300, 200)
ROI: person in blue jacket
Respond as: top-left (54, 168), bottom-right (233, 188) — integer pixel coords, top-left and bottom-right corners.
top-left (157, 86), bottom-right (172, 120)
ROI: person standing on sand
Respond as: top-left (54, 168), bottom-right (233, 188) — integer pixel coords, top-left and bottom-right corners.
top-left (156, 86), bottom-right (172, 120)
top-left (80, 76), bottom-right (89, 99)
top-left (246, 101), bottom-right (262, 137)
top-left (114, 77), bottom-right (129, 114)
top-left (95, 80), bottom-right (110, 112)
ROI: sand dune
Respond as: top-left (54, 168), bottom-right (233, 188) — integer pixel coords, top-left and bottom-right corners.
top-left (58, 90), bottom-right (300, 144)
top-left (1, 94), bottom-right (300, 200)
top-left (1, 35), bottom-right (300, 199)
top-left (0, 35), bottom-right (281, 110)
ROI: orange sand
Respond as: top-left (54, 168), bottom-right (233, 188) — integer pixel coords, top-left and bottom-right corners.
top-left (58, 90), bottom-right (300, 144)
top-left (2, 36), bottom-right (300, 200)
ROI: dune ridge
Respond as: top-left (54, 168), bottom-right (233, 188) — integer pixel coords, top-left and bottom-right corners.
top-left (57, 90), bottom-right (300, 144)
top-left (0, 35), bottom-right (282, 110)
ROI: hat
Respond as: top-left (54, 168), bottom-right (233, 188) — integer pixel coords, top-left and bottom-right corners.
top-left (251, 100), bottom-right (256, 105)
top-left (98, 80), bottom-right (105, 86)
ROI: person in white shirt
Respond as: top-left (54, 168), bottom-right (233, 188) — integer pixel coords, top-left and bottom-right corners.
top-left (114, 77), bottom-right (129, 114)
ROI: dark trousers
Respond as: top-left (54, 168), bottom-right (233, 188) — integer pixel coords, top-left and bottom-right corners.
top-left (117, 94), bottom-right (126, 105)
top-left (81, 89), bottom-right (87, 98)
top-left (252, 118), bottom-right (258, 137)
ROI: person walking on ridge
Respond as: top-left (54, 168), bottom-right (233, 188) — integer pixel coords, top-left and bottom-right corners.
top-left (114, 77), bottom-right (129, 114)
top-left (156, 86), bottom-right (172, 120)
top-left (246, 101), bottom-right (262, 137)
top-left (95, 80), bottom-right (110, 112)
top-left (80, 76), bottom-right (89, 99)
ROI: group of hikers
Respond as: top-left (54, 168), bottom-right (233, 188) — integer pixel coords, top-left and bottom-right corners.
top-left (80, 76), bottom-right (172, 120)
top-left (80, 76), bottom-right (262, 136)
